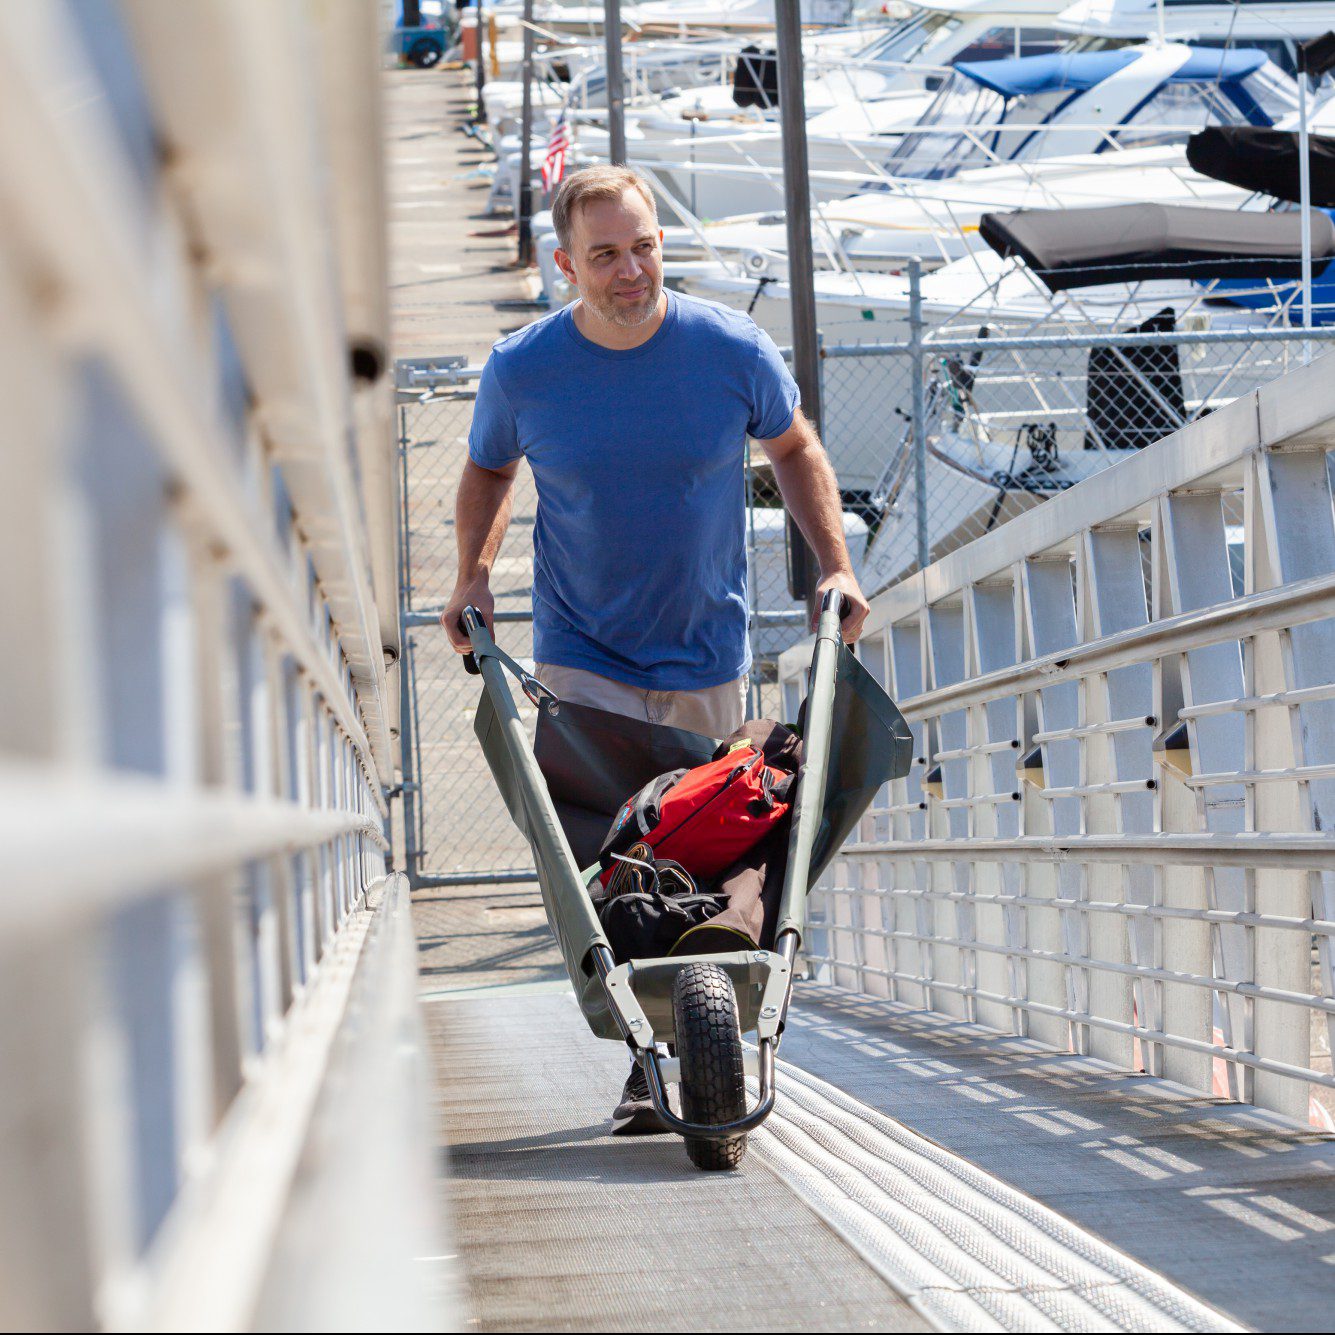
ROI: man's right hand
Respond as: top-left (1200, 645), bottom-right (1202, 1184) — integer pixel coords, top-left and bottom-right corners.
top-left (442, 578), bottom-right (494, 654)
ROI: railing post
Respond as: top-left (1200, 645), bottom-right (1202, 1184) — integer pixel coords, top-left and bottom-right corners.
top-left (908, 257), bottom-right (929, 573)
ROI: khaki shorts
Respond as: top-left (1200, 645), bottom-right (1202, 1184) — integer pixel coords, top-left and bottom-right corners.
top-left (534, 662), bottom-right (747, 738)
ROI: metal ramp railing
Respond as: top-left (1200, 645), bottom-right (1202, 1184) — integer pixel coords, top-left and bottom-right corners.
top-left (0, 5), bottom-right (442, 1328)
top-left (785, 350), bottom-right (1335, 1128)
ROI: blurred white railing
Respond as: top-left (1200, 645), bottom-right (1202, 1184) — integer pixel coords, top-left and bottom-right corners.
top-left (781, 352), bottom-right (1335, 1127)
top-left (0, 2), bottom-right (439, 1329)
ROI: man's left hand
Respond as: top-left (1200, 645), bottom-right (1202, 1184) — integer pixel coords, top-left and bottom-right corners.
top-left (813, 570), bottom-right (870, 643)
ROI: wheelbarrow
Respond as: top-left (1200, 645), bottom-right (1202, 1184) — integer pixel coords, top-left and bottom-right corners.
top-left (461, 591), bottom-right (912, 1170)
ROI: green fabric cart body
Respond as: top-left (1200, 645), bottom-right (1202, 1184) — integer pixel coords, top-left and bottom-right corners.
top-left (471, 634), bottom-right (912, 1043)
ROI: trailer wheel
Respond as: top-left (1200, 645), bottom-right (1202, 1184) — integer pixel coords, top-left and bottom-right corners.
top-left (408, 38), bottom-right (442, 68)
top-left (673, 962), bottom-right (747, 1171)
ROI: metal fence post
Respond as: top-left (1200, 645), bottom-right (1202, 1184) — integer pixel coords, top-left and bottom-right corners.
top-left (397, 406), bottom-right (422, 886)
top-left (474, 0), bottom-right (487, 119)
top-left (400, 638), bottom-right (421, 885)
top-left (517, 0), bottom-right (535, 265)
top-left (746, 450), bottom-right (763, 720)
top-left (776, 0), bottom-right (821, 603)
top-left (604, 0), bottom-right (627, 165)
top-left (908, 257), bottom-right (929, 573)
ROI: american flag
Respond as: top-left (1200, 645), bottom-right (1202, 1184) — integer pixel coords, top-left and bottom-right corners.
top-left (541, 111), bottom-right (571, 193)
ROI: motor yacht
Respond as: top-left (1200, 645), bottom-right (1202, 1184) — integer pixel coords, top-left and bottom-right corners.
top-left (589, 42), bottom-right (1297, 218)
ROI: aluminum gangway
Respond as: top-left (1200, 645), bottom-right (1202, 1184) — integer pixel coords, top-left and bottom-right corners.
top-left (0, 3), bottom-right (439, 1328)
top-left (4, 1), bottom-right (1335, 1330)
top-left (424, 352), bottom-right (1335, 1333)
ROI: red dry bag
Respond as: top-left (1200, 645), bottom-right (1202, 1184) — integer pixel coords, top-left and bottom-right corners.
top-left (598, 744), bottom-right (795, 884)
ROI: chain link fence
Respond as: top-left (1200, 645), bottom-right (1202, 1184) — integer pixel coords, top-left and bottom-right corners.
top-left (397, 324), bottom-right (1335, 886)
top-left (396, 358), bottom-right (811, 885)
top-left (397, 370), bottom-right (539, 884)
top-left (820, 324), bottom-right (1335, 597)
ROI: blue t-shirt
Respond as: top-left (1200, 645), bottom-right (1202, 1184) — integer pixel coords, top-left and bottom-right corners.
top-left (468, 289), bottom-right (799, 690)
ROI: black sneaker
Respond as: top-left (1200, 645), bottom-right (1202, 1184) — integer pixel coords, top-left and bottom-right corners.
top-left (611, 1061), bottom-right (671, 1136)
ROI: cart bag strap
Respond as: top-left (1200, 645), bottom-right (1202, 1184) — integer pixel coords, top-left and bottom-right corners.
top-left (597, 743), bottom-right (795, 883)
top-left (465, 637), bottom-right (558, 714)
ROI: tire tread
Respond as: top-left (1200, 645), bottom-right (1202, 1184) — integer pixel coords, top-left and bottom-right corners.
top-left (673, 962), bottom-right (747, 1171)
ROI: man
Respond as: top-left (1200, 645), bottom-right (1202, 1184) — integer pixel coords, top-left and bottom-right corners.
top-left (443, 164), bottom-right (869, 1133)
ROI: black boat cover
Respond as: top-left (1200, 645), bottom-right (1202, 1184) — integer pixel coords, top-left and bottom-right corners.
top-left (1187, 126), bottom-right (1335, 208)
top-left (978, 202), bottom-right (1335, 291)
top-left (1085, 307), bottom-right (1185, 452)
top-left (733, 45), bottom-right (779, 109)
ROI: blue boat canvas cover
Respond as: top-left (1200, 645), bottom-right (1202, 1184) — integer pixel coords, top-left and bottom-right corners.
top-left (955, 46), bottom-right (1268, 97)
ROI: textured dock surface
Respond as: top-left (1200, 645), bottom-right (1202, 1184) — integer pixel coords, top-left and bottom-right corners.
top-left (428, 991), bottom-right (930, 1333)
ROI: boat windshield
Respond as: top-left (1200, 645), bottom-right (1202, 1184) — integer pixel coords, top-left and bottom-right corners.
top-left (1111, 62), bottom-right (1297, 148)
top-left (854, 17), bottom-right (1069, 91)
top-left (855, 11), bottom-right (962, 67)
top-left (880, 51), bottom-right (1297, 179)
top-left (950, 26), bottom-right (1069, 63)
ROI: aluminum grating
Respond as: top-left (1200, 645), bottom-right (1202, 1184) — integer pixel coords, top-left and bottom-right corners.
top-left (422, 983), bottom-right (1271, 1332)
top-left (777, 983), bottom-right (1335, 1332)
top-left (753, 1059), bottom-right (1240, 1332)
top-left (426, 991), bottom-right (930, 1333)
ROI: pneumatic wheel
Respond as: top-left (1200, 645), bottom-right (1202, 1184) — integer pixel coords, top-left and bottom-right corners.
top-left (672, 961), bottom-right (747, 1171)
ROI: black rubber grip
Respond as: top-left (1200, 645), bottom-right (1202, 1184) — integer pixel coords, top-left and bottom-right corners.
top-left (458, 613), bottom-right (480, 674)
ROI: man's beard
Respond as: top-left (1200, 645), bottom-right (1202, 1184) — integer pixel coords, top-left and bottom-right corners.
top-left (584, 273), bottom-right (663, 328)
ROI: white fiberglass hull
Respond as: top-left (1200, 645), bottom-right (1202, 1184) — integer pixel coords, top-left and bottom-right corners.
top-left (859, 431), bottom-right (1115, 593)
top-left (674, 254), bottom-right (1293, 491)
top-left (686, 146), bottom-right (1252, 271)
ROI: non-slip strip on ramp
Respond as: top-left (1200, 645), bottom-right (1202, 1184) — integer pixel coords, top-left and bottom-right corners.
top-left (752, 1059), bottom-right (1243, 1334)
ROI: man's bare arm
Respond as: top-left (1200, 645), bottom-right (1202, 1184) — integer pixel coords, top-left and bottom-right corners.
top-left (759, 407), bottom-right (870, 641)
top-left (441, 458), bottom-right (520, 652)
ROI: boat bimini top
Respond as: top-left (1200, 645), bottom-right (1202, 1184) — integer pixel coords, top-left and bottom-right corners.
top-left (978, 201), bottom-right (1335, 290)
top-left (955, 46), bottom-right (1267, 97)
top-left (883, 42), bottom-right (1298, 178)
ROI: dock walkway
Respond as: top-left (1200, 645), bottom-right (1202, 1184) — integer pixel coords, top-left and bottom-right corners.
top-left (387, 67), bottom-right (1335, 1333)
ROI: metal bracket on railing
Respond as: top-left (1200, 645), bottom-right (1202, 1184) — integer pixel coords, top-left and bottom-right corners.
top-left (394, 356), bottom-right (478, 401)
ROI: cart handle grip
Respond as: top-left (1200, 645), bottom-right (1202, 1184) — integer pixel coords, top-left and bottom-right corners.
top-left (459, 605), bottom-right (486, 675)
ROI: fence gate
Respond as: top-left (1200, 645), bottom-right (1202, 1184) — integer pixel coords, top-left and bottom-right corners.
top-left (395, 356), bottom-right (811, 887)
top-left (398, 361), bottom-right (540, 885)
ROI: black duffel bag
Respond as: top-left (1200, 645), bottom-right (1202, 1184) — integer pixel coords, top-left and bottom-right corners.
top-left (594, 843), bottom-right (757, 961)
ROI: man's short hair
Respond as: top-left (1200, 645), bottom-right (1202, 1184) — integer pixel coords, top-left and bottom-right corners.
top-left (551, 165), bottom-right (657, 253)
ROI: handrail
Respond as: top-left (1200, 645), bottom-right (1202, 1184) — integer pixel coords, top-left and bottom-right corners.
top-left (782, 347), bottom-right (1335, 1128)
top-left (0, 5), bottom-right (434, 1328)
